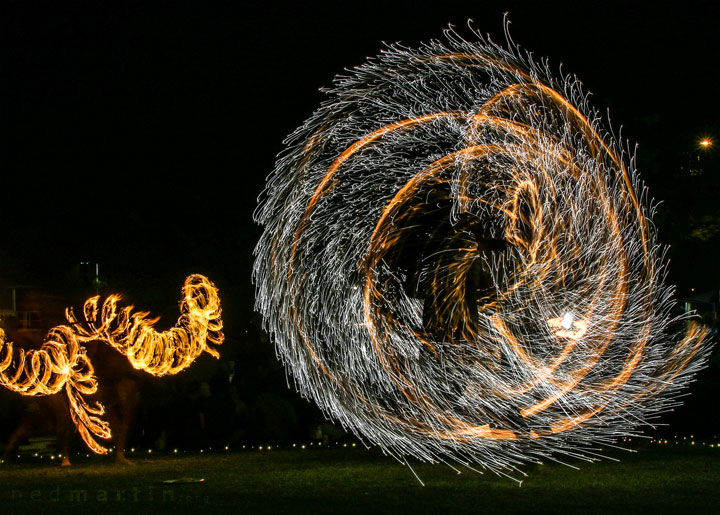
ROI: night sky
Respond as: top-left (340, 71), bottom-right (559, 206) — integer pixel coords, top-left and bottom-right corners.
top-left (2, 0), bottom-right (719, 334)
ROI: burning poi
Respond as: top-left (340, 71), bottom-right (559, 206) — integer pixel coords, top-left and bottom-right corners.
top-left (0, 275), bottom-right (223, 454)
top-left (253, 23), bottom-right (711, 477)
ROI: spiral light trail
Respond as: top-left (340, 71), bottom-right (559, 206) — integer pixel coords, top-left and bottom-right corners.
top-left (254, 25), bottom-right (711, 476)
top-left (0, 274), bottom-right (223, 454)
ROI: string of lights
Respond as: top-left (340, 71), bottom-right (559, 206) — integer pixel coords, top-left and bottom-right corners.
top-left (0, 275), bottom-right (223, 454)
top-left (5, 435), bottom-right (718, 468)
top-left (254, 23), bottom-right (712, 477)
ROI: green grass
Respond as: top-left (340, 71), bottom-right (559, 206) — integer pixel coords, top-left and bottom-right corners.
top-left (1, 444), bottom-right (718, 514)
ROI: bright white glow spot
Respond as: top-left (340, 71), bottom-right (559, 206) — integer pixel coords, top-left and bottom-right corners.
top-left (561, 312), bottom-right (575, 330)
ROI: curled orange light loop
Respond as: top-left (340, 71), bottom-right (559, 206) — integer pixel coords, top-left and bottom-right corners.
top-left (0, 274), bottom-right (223, 454)
top-left (254, 25), bottom-right (711, 475)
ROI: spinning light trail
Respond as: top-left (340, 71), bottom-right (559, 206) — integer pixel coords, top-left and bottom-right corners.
top-left (0, 275), bottom-right (223, 454)
top-left (254, 24), bottom-right (712, 476)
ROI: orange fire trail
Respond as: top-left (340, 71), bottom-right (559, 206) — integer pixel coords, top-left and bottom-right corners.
top-left (254, 22), bottom-right (712, 477)
top-left (0, 274), bottom-right (223, 454)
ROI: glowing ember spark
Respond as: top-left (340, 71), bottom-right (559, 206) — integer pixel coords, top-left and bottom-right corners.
top-left (0, 275), bottom-right (223, 454)
top-left (254, 22), bottom-right (712, 477)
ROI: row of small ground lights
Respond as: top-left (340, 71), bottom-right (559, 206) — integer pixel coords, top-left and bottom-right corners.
top-left (3, 436), bottom-right (718, 464)
top-left (1, 441), bottom-right (362, 463)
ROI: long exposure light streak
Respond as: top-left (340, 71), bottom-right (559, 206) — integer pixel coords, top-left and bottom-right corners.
top-left (0, 275), bottom-right (223, 454)
top-left (254, 23), bottom-right (712, 477)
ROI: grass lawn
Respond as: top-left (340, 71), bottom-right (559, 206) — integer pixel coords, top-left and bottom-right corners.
top-left (0, 443), bottom-right (718, 514)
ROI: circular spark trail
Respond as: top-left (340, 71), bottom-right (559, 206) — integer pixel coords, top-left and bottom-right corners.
top-left (0, 274), bottom-right (223, 454)
top-left (254, 24), bottom-right (712, 476)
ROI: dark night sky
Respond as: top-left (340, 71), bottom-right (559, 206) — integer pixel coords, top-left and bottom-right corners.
top-left (1, 0), bottom-right (719, 328)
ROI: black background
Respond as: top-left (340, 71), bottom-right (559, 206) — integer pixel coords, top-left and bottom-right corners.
top-left (3, 0), bottom-right (719, 306)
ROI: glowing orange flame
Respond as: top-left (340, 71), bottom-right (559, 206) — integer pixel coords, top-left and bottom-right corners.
top-left (0, 274), bottom-right (223, 454)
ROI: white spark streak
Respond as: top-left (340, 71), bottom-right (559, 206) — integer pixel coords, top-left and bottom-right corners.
top-left (253, 23), bottom-right (711, 476)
